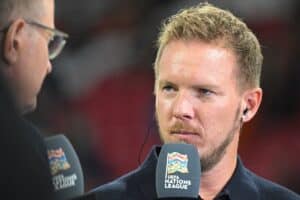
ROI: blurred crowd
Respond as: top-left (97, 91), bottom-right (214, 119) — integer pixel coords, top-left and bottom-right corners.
top-left (27, 0), bottom-right (300, 193)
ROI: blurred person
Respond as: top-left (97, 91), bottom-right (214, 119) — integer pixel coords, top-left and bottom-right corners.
top-left (90, 3), bottom-right (300, 199)
top-left (0, 0), bottom-right (68, 199)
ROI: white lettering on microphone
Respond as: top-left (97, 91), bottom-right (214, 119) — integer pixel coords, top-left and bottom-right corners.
top-left (164, 175), bottom-right (191, 190)
top-left (52, 174), bottom-right (77, 191)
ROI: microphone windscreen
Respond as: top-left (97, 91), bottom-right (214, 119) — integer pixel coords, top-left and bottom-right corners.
top-left (45, 134), bottom-right (84, 200)
top-left (156, 143), bottom-right (201, 199)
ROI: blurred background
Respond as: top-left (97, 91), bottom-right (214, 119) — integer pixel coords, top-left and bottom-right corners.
top-left (27, 0), bottom-right (300, 193)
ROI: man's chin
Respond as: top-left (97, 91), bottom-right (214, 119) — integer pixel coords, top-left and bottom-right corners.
top-left (163, 136), bottom-right (200, 147)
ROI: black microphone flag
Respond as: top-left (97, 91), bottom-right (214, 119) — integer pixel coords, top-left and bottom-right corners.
top-left (45, 134), bottom-right (84, 200)
top-left (156, 143), bottom-right (201, 199)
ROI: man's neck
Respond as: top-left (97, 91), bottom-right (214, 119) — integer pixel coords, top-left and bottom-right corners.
top-left (199, 136), bottom-right (239, 200)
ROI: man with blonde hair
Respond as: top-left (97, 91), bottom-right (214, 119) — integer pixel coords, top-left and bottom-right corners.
top-left (92, 3), bottom-right (300, 199)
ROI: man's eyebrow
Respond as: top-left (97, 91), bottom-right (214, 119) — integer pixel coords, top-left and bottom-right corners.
top-left (158, 80), bottom-right (219, 89)
top-left (191, 84), bottom-right (219, 90)
top-left (158, 80), bottom-right (176, 86)
top-left (158, 80), bottom-right (167, 84)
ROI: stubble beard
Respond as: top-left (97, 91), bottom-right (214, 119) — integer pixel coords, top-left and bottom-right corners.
top-left (156, 106), bottom-right (242, 173)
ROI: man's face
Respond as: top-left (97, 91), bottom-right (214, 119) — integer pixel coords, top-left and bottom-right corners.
top-left (8, 0), bottom-right (54, 113)
top-left (155, 40), bottom-right (244, 172)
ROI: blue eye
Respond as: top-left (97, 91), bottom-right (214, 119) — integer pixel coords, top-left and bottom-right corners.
top-left (198, 88), bottom-right (213, 96)
top-left (162, 85), bottom-right (175, 92)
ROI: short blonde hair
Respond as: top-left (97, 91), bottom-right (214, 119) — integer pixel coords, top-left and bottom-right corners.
top-left (154, 2), bottom-right (263, 91)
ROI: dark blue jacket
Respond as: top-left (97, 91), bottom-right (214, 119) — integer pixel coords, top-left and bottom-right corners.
top-left (91, 146), bottom-right (300, 200)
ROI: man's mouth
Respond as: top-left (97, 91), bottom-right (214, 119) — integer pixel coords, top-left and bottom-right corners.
top-left (169, 130), bottom-right (203, 144)
top-left (171, 131), bottom-right (198, 136)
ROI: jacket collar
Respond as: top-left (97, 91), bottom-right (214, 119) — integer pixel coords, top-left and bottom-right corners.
top-left (224, 157), bottom-right (260, 200)
top-left (136, 146), bottom-right (160, 199)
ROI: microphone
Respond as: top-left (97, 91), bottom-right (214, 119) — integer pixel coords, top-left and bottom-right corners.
top-left (156, 143), bottom-right (201, 199)
top-left (45, 134), bottom-right (84, 200)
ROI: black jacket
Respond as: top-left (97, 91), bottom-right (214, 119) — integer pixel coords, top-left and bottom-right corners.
top-left (0, 79), bottom-right (55, 200)
top-left (91, 146), bottom-right (300, 200)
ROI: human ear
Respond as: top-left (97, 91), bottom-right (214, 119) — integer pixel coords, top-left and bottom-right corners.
top-left (241, 87), bottom-right (263, 122)
top-left (3, 18), bottom-right (26, 65)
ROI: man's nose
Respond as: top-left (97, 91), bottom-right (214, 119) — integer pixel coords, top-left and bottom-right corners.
top-left (172, 92), bottom-right (195, 121)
